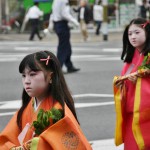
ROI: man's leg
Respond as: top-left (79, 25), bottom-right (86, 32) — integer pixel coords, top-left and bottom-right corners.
top-left (80, 20), bottom-right (88, 41)
top-left (29, 20), bottom-right (35, 41)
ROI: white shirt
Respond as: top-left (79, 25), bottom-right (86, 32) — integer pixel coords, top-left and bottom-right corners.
top-left (80, 7), bottom-right (85, 20)
top-left (51, 0), bottom-right (79, 26)
top-left (26, 5), bottom-right (43, 20)
top-left (93, 5), bottom-right (103, 21)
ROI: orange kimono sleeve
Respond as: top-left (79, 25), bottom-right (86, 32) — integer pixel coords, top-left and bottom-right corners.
top-left (0, 112), bottom-right (20, 150)
top-left (113, 76), bottom-right (126, 146)
top-left (30, 104), bottom-right (92, 150)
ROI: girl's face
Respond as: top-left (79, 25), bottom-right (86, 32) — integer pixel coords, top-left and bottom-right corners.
top-left (128, 24), bottom-right (146, 52)
top-left (22, 67), bottom-right (50, 101)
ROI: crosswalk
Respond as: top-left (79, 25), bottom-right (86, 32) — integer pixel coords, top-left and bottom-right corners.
top-left (0, 41), bottom-right (122, 63)
top-left (0, 93), bottom-right (114, 116)
top-left (0, 53), bottom-right (120, 62)
top-left (91, 139), bottom-right (123, 150)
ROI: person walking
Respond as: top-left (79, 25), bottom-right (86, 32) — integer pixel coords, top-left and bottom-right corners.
top-left (74, 0), bottom-right (91, 41)
top-left (93, 0), bottom-right (103, 35)
top-left (51, 0), bottom-right (80, 73)
top-left (25, 2), bottom-right (43, 41)
top-left (0, 51), bottom-right (92, 150)
top-left (140, 0), bottom-right (148, 19)
top-left (113, 18), bottom-right (150, 150)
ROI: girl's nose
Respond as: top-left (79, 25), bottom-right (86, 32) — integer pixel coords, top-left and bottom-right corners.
top-left (24, 76), bottom-right (31, 84)
top-left (131, 34), bottom-right (136, 39)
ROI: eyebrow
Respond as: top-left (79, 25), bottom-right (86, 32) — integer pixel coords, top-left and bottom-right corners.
top-left (128, 29), bottom-right (140, 33)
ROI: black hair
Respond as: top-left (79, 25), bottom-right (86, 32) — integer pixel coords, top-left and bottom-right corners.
top-left (121, 18), bottom-right (150, 63)
top-left (97, 0), bottom-right (102, 5)
top-left (17, 51), bottom-right (79, 129)
top-left (34, 2), bottom-right (39, 6)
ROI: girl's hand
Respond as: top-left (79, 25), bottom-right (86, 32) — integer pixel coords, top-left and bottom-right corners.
top-left (128, 75), bottom-right (137, 84)
top-left (23, 140), bottom-right (32, 150)
top-left (115, 79), bottom-right (124, 89)
top-left (11, 146), bottom-right (24, 150)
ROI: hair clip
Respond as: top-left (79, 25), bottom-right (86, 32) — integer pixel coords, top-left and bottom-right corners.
top-left (141, 21), bottom-right (149, 28)
top-left (40, 55), bottom-right (51, 65)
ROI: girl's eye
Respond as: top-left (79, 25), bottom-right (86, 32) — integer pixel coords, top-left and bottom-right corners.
top-left (128, 33), bottom-right (132, 36)
top-left (30, 72), bottom-right (37, 76)
top-left (135, 32), bottom-right (139, 34)
top-left (22, 74), bottom-right (25, 78)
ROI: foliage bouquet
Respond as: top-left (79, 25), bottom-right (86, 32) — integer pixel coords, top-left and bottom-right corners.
top-left (31, 108), bottom-right (63, 135)
top-left (114, 53), bottom-right (150, 84)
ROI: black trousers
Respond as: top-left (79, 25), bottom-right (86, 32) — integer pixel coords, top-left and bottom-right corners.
top-left (29, 19), bottom-right (42, 40)
top-left (95, 21), bottom-right (102, 35)
top-left (54, 21), bottom-right (73, 69)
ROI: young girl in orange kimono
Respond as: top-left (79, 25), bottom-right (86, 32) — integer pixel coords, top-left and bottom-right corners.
top-left (113, 18), bottom-right (150, 150)
top-left (0, 51), bottom-right (92, 150)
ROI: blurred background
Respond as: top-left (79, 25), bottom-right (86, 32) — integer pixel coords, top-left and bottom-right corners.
top-left (0, 0), bottom-right (149, 34)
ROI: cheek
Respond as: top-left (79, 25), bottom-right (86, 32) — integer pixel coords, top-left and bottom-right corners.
top-left (128, 36), bottom-right (133, 45)
top-left (34, 79), bottom-right (48, 91)
top-left (128, 36), bottom-right (132, 42)
top-left (137, 36), bottom-right (146, 46)
top-left (139, 32), bottom-right (146, 41)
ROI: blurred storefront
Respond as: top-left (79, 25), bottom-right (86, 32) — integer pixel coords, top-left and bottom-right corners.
top-left (0, 0), bottom-right (25, 33)
top-left (0, 0), bottom-right (140, 32)
top-left (95, 0), bottom-right (137, 29)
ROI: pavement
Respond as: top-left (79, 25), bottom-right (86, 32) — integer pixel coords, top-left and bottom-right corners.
top-left (0, 28), bottom-right (123, 43)
top-left (0, 28), bottom-right (124, 150)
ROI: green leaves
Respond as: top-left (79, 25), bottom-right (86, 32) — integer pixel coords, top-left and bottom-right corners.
top-left (50, 108), bottom-right (64, 123)
top-left (31, 108), bottom-right (63, 135)
top-left (139, 53), bottom-right (150, 70)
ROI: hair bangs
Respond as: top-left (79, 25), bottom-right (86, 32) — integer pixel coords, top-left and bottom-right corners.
top-left (19, 53), bottom-right (40, 73)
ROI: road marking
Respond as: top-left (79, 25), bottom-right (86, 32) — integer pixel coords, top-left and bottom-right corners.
top-left (0, 112), bottom-right (16, 117)
top-left (0, 93), bottom-right (114, 116)
top-left (0, 100), bottom-right (21, 109)
top-left (73, 93), bottom-right (113, 98)
top-left (0, 53), bottom-right (27, 62)
top-left (75, 102), bottom-right (114, 108)
top-left (90, 139), bottom-right (123, 150)
top-left (0, 101), bottom-right (114, 110)
top-left (14, 47), bottom-right (122, 53)
top-left (14, 47), bottom-right (54, 51)
top-left (0, 53), bottom-right (120, 62)
top-left (102, 48), bottom-right (121, 52)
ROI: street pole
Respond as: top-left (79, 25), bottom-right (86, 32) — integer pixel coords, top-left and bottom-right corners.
top-left (102, 0), bottom-right (108, 41)
top-left (0, 0), bottom-right (2, 26)
top-left (5, 0), bottom-right (10, 24)
top-left (115, 0), bottom-right (119, 29)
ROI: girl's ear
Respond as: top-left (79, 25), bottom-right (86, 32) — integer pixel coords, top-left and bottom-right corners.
top-left (48, 72), bottom-right (53, 84)
top-left (48, 72), bottom-right (53, 82)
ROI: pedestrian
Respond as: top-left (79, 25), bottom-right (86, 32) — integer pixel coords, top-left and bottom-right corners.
top-left (51, 0), bottom-right (80, 73)
top-left (139, 0), bottom-right (148, 19)
top-left (0, 51), bottom-right (92, 150)
top-left (113, 18), bottom-right (150, 150)
top-left (74, 0), bottom-right (91, 41)
top-left (25, 2), bottom-right (43, 41)
top-left (93, 0), bottom-right (103, 35)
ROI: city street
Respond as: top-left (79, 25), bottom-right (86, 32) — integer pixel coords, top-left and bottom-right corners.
top-left (0, 32), bottom-right (124, 149)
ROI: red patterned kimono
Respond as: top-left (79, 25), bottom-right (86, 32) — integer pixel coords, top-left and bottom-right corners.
top-left (114, 50), bottom-right (150, 150)
top-left (0, 96), bottom-right (92, 150)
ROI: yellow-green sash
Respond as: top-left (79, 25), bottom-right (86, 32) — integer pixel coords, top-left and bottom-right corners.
top-left (113, 76), bottom-right (123, 146)
top-left (132, 78), bottom-right (145, 150)
top-left (31, 137), bottom-right (39, 150)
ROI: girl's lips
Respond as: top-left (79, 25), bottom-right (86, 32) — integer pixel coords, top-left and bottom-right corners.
top-left (25, 87), bottom-right (32, 90)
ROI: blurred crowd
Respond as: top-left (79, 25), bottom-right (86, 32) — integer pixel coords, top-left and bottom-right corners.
top-left (1, 0), bottom-right (150, 35)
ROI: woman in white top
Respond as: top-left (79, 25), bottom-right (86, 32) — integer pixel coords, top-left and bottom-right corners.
top-left (93, 0), bottom-right (103, 35)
